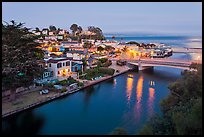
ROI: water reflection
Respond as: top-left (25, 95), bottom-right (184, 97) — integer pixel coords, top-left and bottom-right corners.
top-left (126, 77), bottom-right (134, 105)
top-left (134, 75), bottom-right (144, 121)
top-left (148, 87), bottom-right (155, 117)
top-left (83, 86), bottom-right (96, 104)
top-left (113, 79), bottom-right (117, 88)
top-left (2, 111), bottom-right (44, 135)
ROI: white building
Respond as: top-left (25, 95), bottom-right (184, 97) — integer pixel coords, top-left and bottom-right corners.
top-left (58, 29), bottom-right (66, 35)
top-left (42, 29), bottom-right (49, 35)
top-left (66, 51), bottom-right (85, 60)
top-left (32, 30), bottom-right (41, 36)
top-left (47, 57), bottom-right (73, 78)
top-left (49, 31), bottom-right (54, 36)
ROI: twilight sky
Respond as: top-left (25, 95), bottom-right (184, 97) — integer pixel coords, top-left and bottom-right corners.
top-left (2, 2), bottom-right (202, 36)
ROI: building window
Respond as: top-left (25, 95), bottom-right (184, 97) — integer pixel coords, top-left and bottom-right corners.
top-left (58, 71), bottom-right (60, 74)
top-left (66, 61), bottom-right (70, 66)
top-left (63, 62), bottom-right (65, 66)
top-left (57, 63), bottom-right (62, 68)
top-left (49, 64), bottom-right (51, 67)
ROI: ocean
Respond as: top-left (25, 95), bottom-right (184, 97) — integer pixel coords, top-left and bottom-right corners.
top-left (105, 35), bottom-right (202, 48)
top-left (105, 35), bottom-right (202, 60)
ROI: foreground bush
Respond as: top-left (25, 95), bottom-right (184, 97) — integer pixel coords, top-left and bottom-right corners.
top-left (138, 64), bottom-right (202, 135)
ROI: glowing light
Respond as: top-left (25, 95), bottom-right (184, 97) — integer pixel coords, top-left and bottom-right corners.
top-left (134, 75), bottom-right (144, 121)
top-left (148, 87), bottom-right (155, 116)
top-left (136, 75), bottom-right (143, 104)
top-left (126, 77), bottom-right (134, 104)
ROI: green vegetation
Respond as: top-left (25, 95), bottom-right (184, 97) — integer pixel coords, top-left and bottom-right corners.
top-left (69, 36), bottom-right (78, 41)
top-left (49, 25), bottom-right (57, 31)
top-left (97, 58), bottom-right (112, 67)
top-left (80, 67), bottom-right (115, 80)
top-left (54, 77), bottom-right (84, 88)
top-left (126, 41), bottom-right (140, 46)
top-left (98, 67), bottom-right (115, 75)
top-left (83, 42), bottom-right (93, 70)
top-left (138, 63), bottom-right (202, 135)
top-left (2, 20), bottom-right (44, 101)
top-left (98, 58), bottom-right (108, 63)
top-left (56, 79), bottom-right (67, 86)
top-left (60, 88), bottom-right (67, 93)
top-left (70, 23), bottom-right (78, 35)
top-left (87, 26), bottom-right (105, 40)
top-left (101, 60), bottom-right (112, 67)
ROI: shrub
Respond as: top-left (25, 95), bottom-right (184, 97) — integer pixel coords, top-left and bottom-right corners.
top-left (56, 80), bottom-right (67, 86)
top-left (101, 60), bottom-right (112, 67)
top-left (46, 83), bottom-right (53, 88)
top-left (98, 58), bottom-right (108, 63)
top-left (61, 88), bottom-right (67, 93)
top-left (77, 82), bottom-right (84, 87)
top-left (98, 67), bottom-right (115, 75)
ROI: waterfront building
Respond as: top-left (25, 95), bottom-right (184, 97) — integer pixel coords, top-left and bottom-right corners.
top-left (46, 57), bottom-right (83, 78)
top-left (47, 57), bottom-right (73, 78)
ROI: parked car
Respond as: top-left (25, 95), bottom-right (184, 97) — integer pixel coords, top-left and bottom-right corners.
top-left (68, 83), bottom-right (78, 91)
top-left (40, 89), bottom-right (49, 95)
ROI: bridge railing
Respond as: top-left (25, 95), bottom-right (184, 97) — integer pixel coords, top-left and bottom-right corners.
top-left (129, 61), bottom-right (191, 67)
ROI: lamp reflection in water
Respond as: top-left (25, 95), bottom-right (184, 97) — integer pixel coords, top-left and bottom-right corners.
top-left (148, 87), bottom-right (155, 117)
top-left (126, 76), bottom-right (134, 105)
top-left (113, 78), bottom-right (117, 88)
top-left (134, 75), bottom-right (144, 121)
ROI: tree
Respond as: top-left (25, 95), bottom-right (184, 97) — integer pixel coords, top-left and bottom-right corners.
top-left (35, 27), bottom-right (40, 32)
top-left (105, 45), bottom-right (115, 52)
top-left (126, 41), bottom-right (140, 46)
top-left (82, 42), bottom-right (93, 70)
top-left (139, 64), bottom-right (202, 135)
top-left (70, 24), bottom-right (78, 35)
top-left (2, 20), bottom-right (44, 101)
top-left (78, 26), bottom-right (83, 33)
top-left (97, 46), bottom-right (105, 53)
top-left (88, 26), bottom-right (105, 40)
top-left (49, 25), bottom-right (57, 31)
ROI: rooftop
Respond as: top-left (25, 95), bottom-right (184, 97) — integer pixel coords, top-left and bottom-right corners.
top-left (47, 57), bottom-right (73, 63)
